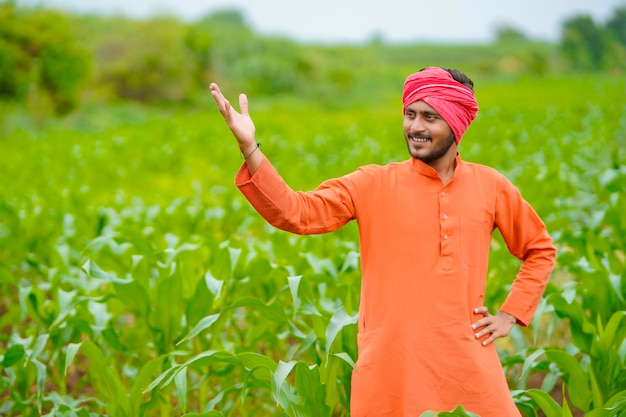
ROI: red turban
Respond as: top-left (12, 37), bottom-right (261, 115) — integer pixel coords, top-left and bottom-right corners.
top-left (402, 67), bottom-right (478, 144)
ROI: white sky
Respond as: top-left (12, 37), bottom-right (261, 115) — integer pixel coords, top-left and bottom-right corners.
top-left (19, 0), bottom-right (626, 43)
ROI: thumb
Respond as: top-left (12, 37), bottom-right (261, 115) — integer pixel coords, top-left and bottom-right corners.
top-left (239, 93), bottom-right (249, 116)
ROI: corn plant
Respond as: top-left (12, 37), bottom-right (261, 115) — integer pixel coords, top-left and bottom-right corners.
top-left (1, 73), bottom-right (625, 416)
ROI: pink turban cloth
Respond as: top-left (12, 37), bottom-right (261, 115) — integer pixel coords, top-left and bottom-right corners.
top-left (402, 67), bottom-right (479, 144)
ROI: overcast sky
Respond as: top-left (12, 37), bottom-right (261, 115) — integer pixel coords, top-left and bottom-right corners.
top-left (19, 0), bottom-right (626, 43)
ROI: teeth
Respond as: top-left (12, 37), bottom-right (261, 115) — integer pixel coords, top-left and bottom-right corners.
top-left (412, 138), bottom-right (429, 142)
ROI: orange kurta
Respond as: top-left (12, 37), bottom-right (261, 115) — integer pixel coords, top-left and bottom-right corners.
top-left (236, 154), bottom-right (556, 417)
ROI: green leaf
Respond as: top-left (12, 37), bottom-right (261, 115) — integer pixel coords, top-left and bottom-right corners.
top-left (589, 366), bottom-right (604, 410)
top-left (596, 310), bottom-right (625, 351)
top-left (175, 366), bottom-right (188, 413)
top-left (82, 259), bottom-right (131, 283)
top-left (325, 306), bottom-right (358, 359)
top-left (204, 270), bottom-right (224, 298)
top-left (332, 352), bottom-right (358, 370)
top-left (513, 397), bottom-right (538, 417)
top-left (305, 252), bottom-right (338, 279)
top-left (150, 271), bottom-right (184, 352)
top-left (130, 355), bottom-right (167, 414)
top-left (583, 390), bottom-right (626, 417)
top-left (524, 389), bottom-right (563, 417)
top-left (102, 327), bottom-right (126, 351)
top-left (31, 359), bottom-right (47, 413)
top-left (561, 383), bottom-right (574, 417)
top-left (113, 280), bottom-right (150, 316)
top-left (288, 275), bottom-right (321, 317)
top-left (70, 340), bottom-right (131, 416)
top-left (64, 342), bottom-right (82, 377)
top-left (143, 364), bottom-right (181, 394)
top-left (544, 349), bottom-right (591, 411)
top-left (294, 362), bottom-right (330, 417)
top-left (177, 313), bottom-right (220, 346)
top-left (273, 360), bottom-right (297, 404)
top-left (603, 390), bottom-right (626, 408)
top-left (49, 289), bottom-right (81, 330)
top-left (1, 344), bottom-right (25, 367)
top-left (225, 296), bottom-right (288, 323)
top-left (146, 350), bottom-right (252, 393)
top-left (186, 273), bottom-right (217, 325)
top-left (235, 352), bottom-right (277, 373)
top-left (546, 292), bottom-right (595, 351)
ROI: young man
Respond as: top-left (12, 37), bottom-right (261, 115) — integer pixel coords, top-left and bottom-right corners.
top-left (210, 67), bottom-right (556, 416)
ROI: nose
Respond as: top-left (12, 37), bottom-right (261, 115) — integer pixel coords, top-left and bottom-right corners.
top-left (409, 115), bottom-right (426, 133)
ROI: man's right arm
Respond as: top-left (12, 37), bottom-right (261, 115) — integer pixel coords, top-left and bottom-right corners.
top-left (211, 83), bottom-right (360, 235)
top-left (235, 154), bottom-right (358, 235)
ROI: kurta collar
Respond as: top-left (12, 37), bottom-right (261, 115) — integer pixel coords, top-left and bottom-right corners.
top-left (410, 153), bottom-right (463, 180)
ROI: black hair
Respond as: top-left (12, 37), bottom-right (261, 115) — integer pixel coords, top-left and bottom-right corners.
top-left (444, 68), bottom-right (474, 91)
top-left (418, 67), bottom-right (474, 91)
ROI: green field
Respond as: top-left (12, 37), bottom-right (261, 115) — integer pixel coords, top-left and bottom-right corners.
top-left (1, 73), bottom-right (625, 416)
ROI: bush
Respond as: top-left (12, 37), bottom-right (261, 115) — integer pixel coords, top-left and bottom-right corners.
top-left (0, 2), bottom-right (91, 113)
top-left (95, 16), bottom-right (196, 103)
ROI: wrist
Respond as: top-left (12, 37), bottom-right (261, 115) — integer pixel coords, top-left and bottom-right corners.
top-left (498, 310), bottom-right (517, 324)
top-left (240, 142), bottom-right (261, 159)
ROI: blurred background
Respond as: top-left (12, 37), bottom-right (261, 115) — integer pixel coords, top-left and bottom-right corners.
top-left (1, 0), bottom-right (625, 123)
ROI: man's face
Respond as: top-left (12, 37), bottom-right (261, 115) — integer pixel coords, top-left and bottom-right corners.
top-left (403, 100), bottom-right (456, 164)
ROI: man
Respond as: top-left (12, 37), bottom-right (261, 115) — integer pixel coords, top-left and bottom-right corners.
top-left (210, 67), bottom-right (556, 416)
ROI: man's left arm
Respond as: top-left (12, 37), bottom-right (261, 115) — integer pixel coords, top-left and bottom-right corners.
top-left (472, 175), bottom-right (556, 345)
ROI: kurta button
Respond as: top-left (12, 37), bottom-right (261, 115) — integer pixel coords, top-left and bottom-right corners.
top-left (442, 214), bottom-right (448, 219)
top-left (441, 191), bottom-right (446, 196)
top-left (443, 234), bottom-right (449, 239)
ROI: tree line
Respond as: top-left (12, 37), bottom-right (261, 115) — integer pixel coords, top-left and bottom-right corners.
top-left (0, 1), bottom-right (625, 114)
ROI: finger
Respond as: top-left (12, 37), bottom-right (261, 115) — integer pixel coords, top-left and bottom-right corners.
top-left (480, 334), bottom-right (497, 346)
top-left (210, 88), bottom-right (232, 119)
top-left (474, 322), bottom-right (496, 338)
top-left (473, 306), bottom-right (489, 316)
top-left (215, 98), bottom-right (232, 121)
top-left (239, 93), bottom-right (249, 116)
top-left (209, 82), bottom-right (223, 101)
top-left (210, 84), bottom-right (228, 110)
top-left (471, 313), bottom-right (491, 330)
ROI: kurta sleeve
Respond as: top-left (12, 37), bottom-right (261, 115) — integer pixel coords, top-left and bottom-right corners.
top-left (235, 154), bottom-right (358, 235)
top-left (495, 176), bottom-right (557, 326)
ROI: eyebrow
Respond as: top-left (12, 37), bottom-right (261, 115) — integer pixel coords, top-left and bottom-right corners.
top-left (406, 108), bottom-right (441, 118)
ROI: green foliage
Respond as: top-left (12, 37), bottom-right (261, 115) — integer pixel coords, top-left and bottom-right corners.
top-left (1, 1), bottom-right (626, 414)
top-left (184, 10), bottom-right (316, 97)
top-left (494, 24), bottom-right (529, 43)
top-left (94, 15), bottom-right (195, 103)
top-left (560, 7), bottom-right (626, 72)
top-left (606, 6), bottom-right (626, 47)
top-left (40, 42), bottom-right (91, 113)
top-left (561, 15), bottom-right (607, 70)
top-left (184, 9), bottom-right (255, 90)
top-left (0, 36), bottom-right (30, 98)
top-left (0, 1), bottom-right (624, 121)
top-left (1, 73), bottom-right (625, 416)
top-left (0, 2), bottom-right (90, 113)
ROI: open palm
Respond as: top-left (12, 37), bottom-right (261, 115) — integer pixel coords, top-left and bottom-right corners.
top-left (210, 83), bottom-right (256, 148)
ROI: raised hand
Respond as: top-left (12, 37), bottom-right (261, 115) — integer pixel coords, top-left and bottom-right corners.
top-left (210, 83), bottom-right (263, 172)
